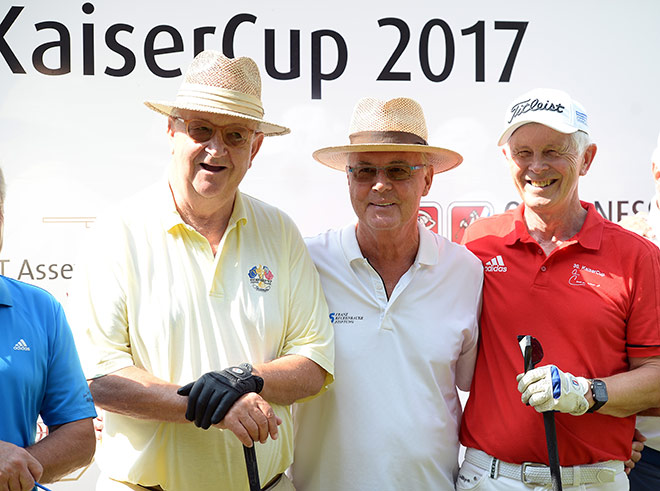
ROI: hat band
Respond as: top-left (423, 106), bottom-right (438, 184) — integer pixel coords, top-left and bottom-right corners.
top-left (349, 131), bottom-right (428, 146)
top-left (175, 83), bottom-right (265, 119)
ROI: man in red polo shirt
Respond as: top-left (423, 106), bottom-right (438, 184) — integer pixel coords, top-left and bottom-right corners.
top-left (457, 88), bottom-right (660, 490)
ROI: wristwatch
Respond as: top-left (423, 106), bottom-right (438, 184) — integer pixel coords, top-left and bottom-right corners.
top-left (587, 379), bottom-right (608, 413)
top-left (229, 363), bottom-right (254, 379)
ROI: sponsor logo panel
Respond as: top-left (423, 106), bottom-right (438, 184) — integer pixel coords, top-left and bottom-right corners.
top-left (448, 201), bottom-right (494, 243)
top-left (418, 202), bottom-right (442, 234)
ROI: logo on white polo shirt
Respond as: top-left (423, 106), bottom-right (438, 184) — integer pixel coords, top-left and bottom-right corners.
top-left (248, 265), bottom-right (274, 292)
top-left (329, 312), bottom-right (364, 324)
top-left (484, 255), bottom-right (508, 272)
top-left (13, 339), bottom-right (31, 351)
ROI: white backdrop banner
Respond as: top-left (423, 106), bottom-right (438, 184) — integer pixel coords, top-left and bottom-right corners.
top-left (1, 1), bottom-right (659, 485)
top-left (2, 0), bottom-right (660, 302)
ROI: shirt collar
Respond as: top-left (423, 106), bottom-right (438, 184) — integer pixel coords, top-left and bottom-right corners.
top-left (504, 201), bottom-right (603, 250)
top-left (339, 221), bottom-right (436, 266)
top-left (416, 222), bottom-right (439, 266)
top-left (339, 221), bottom-right (363, 262)
top-left (162, 181), bottom-right (248, 234)
top-left (0, 276), bottom-right (13, 307)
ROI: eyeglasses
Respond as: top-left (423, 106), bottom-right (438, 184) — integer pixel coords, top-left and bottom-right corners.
top-left (173, 117), bottom-right (253, 148)
top-left (347, 163), bottom-right (425, 182)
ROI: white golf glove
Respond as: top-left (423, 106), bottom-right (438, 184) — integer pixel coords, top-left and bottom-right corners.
top-left (517, 365), bottom-right (590, 415)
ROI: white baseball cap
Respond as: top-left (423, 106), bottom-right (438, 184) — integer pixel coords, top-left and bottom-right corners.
top-left (498, 88), bottom-right (589, 146)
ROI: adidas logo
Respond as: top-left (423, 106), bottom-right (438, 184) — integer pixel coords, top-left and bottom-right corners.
top-left (484, 255), bottom-right (508, 272)
top-left (13, 339), bottom-right (31, 351)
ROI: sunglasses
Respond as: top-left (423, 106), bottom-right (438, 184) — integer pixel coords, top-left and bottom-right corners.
top-left (173, 117), bottom-right (254, 147)
top-left (347, 163), bottom-right (425, 182)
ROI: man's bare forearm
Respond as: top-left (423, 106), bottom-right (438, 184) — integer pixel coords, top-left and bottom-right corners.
top-left (591, 357), bottom-right (660, 417)
top-left (92, 358), bottom-right (326, 424)
top-left (254, 355), bottom-right (327, 405)
top-left (26, 419), bottom-right (95, 483)
top-left (89, 366), bottom-right (188, 422)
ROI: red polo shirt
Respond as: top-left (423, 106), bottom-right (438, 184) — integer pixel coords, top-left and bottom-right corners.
top-left (460, 202), bottom-right (660, 465)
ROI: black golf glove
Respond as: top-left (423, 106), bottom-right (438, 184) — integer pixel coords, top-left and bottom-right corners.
top-left (177, 363), bottom-right (264, 429)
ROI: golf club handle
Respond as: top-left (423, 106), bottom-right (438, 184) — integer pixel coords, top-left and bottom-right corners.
top-left (243, 444), bottom-right (261, 491)
top-left (543, 413), bottom-right (563, 491)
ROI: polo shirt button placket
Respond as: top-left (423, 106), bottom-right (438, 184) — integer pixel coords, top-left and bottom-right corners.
top-left (533, 261), bottom-right (550, 286)
top-left (380, 311), bottom-right (393, 331)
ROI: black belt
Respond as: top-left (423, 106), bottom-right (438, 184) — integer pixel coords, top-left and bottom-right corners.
top-left (138, 473), bottom-right (282, 491)
top-left (261, 473), bottom-right (283, 490)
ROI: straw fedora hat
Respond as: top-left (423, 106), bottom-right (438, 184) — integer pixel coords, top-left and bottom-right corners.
top-left (313, 97), bottom-right (462, 173)
top-left (144, 50), bottom-right (289, 136)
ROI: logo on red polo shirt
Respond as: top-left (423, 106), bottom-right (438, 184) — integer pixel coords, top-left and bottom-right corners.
top-left (248, 265), bottom-right (274, 292)
top-left (484, 255), bottom-right (508, 272)
top-left (448, 202), bottom-right (494, 243)
top-left (569, 263), bottom-right (603, 288)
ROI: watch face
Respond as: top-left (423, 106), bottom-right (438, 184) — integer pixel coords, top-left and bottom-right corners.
top-left (592, 380), bottom-right (608, 402)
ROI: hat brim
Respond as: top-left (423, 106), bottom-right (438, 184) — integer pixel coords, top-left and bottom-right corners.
top-left (144, 100), bottom-right (290, 136)
top-left (497, 119), bottom-right (581, 146)
top-left (313, 143), bottom-right (463, 174)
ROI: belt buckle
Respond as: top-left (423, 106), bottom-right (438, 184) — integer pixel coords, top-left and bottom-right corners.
top-left (594, 467), bottom-right (615, 483)
top-left (521, 462), bottom-right (549, 484)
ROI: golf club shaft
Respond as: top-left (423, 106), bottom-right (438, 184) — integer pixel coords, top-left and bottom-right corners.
top-left (543, 413), bottom-right (563, 491)
top-left (244, 444), bottom-right (261, 491)
top-left (518, 335), bottom-right (562, 491)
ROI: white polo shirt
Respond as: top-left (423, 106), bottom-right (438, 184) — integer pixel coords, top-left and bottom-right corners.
top-left (71, 182), bottom-right (334, 491)
top-left (291, 222), bottom-right (483, 490)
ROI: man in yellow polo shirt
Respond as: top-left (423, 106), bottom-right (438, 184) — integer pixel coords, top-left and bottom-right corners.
top-left (71, 51), bottom-right (334, 491)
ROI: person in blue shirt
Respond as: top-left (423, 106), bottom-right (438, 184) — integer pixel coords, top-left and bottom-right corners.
top-left (0, 167), bottom-right (97, 491)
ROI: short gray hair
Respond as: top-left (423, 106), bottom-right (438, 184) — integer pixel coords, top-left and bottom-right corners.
top-left (570, 130), bottom-right (592, 155)
top-left (503, 126), bottom-right (593, 158)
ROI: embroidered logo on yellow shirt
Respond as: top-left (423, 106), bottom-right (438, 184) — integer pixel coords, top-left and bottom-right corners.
top-left (248, 265), bottom-right (274, 292)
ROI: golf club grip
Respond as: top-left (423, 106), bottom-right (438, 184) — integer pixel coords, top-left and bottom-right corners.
top-left (243, 444), bottom-right (261, 491)
top-left (543, 413), bottom-right (563, 491)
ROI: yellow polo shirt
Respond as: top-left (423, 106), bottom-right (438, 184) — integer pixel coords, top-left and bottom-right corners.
top-left (72, 183), bottom-right (334, 491)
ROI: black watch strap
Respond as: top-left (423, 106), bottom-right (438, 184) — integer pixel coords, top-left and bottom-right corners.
top-left (587, 379), bottom-right (608, 413)
top-left (225, 363), bottom-right (254, 381)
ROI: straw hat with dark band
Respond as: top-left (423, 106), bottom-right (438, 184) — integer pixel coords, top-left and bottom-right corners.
top-left (144, 50), bottom-right (289, 136)
top-left (313, 97), bottom-right (462, 174)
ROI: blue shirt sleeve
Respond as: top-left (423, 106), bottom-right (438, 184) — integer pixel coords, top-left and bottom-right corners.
top-left (40, 303), bottom-right (96, 427)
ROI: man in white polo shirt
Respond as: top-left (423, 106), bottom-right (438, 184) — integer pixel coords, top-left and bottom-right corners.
top-left (290, 97), bottom-right (483, 490)
top-left (72, 51), bottom-right (334, 491)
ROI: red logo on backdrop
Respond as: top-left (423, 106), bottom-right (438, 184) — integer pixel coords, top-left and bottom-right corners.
top-left (449, 202), bottom-right (494, 243)
top-left (418, 202), bottom-right (442, 234)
